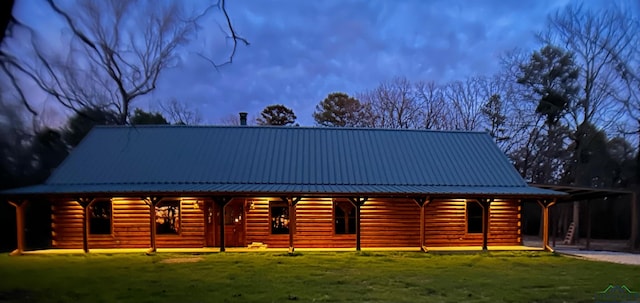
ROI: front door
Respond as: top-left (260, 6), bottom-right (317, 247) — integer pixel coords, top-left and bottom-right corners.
top-left (204, 201), bottom-right (216, 247)
top-left (217, 200), bottom-right (245, 247)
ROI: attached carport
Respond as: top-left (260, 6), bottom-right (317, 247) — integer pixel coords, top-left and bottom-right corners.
top-left (531, 184), bottom-right (638, 251)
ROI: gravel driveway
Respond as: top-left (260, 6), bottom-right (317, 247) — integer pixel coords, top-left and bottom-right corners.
top-left (557, 249), bottom-right (640, 266)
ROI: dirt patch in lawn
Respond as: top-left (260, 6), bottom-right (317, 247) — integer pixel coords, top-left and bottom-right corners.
top-left (159, 257), bottom-right (204, 264)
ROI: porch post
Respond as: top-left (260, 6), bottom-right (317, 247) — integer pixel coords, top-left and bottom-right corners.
top-left (585, 200), bottom-right (592, 250)
top-left (77, 197), bottom-right (94, 253)
top-left (551, 203), bottom-right (557, 247)
top-left (348, 197), bottom-right (368, 251)
top-left (478, 199), bottom-right (492, 251)
top-left (8, 200), bottom-right (28, 256)
top-left (537, 199), bottom-right (557, 252)
top-left (282, 197), bottom-right (302, 253)
top-left (414, 197), bottom-right (431, 252)
top-left (631, 191), bottom-right (638, 250)
top-left (213, 197), bottom-right (232, 252)
top-left (144, 196), bottom-right (162, 254)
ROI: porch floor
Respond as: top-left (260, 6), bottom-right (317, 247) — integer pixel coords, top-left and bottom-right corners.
top-left (19, 245), bottom-right (544, 255)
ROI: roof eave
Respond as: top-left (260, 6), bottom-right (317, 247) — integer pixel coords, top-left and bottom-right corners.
top-left (1, 189), bottom-right (566, 201)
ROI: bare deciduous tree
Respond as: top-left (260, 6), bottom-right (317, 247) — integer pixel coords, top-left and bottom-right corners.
top-left (218, 114), bottom-right (240, 126)
top-left (160, 99), bottom-right (203, 125)
top-left (413, 81), bottom-right (448, 130)
top-left (1, 0), bottom-right (247, 124)
top-left (541, 4), bottom-right (636, 132)
top-left (358, 77), bottom-right (424, 129)
top-left (442, 77), bottom-right (485, 131)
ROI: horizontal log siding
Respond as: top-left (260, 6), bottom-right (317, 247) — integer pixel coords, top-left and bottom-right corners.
top-left (51, 197), bottom-right (521, 249)
top-left (157, 199), bottom-right (204, 248)
top-left (245, 198), bottom-right (287, 248)
top-left (245, 198), bottom-right (424, 248)
top-left (360, 198), bottom-right (420, 247)
top-left (424, 199), bottom-right (521, 247)
top-left (245, 198), bottom-right (355, 248)
top-left (51, 198), bottom-right (205, 249)
top-left (51, 201), bottom-right (83, 248)
top-left (297, 198), bottom-right (354, 248)
top-left (489, 201), bottom-right (522, 245)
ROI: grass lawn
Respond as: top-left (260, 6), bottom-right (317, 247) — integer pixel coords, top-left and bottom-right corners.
top-left (0, 251), bottom-right (638, 303)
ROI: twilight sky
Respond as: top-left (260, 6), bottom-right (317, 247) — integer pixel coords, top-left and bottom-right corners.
top-left (10, 0), bottom-right (636, 126)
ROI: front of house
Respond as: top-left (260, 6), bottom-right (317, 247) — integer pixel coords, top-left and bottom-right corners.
top-left (2, 126), bottom-right (563, 253)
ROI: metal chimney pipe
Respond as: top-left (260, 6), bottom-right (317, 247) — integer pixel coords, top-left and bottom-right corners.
top-left (239, 112), bottom-right (248, 126)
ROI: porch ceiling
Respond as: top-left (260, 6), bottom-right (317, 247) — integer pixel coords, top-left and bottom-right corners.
top-left (530, 184), bottom-right (633, 202)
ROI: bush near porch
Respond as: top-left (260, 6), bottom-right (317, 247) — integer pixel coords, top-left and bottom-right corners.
top-left (0, 251), bottom-right (637, 303)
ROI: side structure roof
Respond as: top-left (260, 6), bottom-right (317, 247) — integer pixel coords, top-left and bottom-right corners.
top-left (2, 125), bottom-right (563, 198)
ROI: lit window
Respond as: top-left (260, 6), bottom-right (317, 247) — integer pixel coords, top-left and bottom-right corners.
top-left (334, 201), bottom-right (355, 234)
top-left (467, 201), bottom-right (483, 234)
top-left (270, 202), bottom-right (289, 234)
top-left (156, 200), bottom-right (180, 234)
top-left (225, 204), bottom-right (243, 225)
top-left (89, 200), bottom-right (112, 235)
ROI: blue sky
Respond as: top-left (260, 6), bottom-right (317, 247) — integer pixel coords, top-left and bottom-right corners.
top-left (10, 0), bottom-right (635, 126)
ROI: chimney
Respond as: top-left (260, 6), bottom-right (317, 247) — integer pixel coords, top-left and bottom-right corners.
top-left (239, 112), bottom-right (248, 126)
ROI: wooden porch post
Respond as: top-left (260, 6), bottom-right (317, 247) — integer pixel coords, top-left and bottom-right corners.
top-left (144, 196), bottom-right (162, 254)
top-left (551, 204), bottom-right (557, 247)
top-left (282, 197), bottom-right (302, 254)
top-left (537, 199), bottom-right (557, 252)
top-left (631, 192), bottom-right (638, 250)
top-left (478, 199), bottom-right (492, 251)
top-left (77, 197), bottom-right (94, 253)
top-left (213, 197), bottom-right (232, 252)
top-left (585, 200), bottom-right (591, 250)
top-left (348, 197), bottom-right (368, 251)
top-left (8, 200), bottom-right (28, 256)
top-left (414, 197), bottom-right (431, 252)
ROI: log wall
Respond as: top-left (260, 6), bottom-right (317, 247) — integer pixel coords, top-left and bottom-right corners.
top-left (424, 199), bottom-right (522, 246)
top-left (245, 198), bottom-right (495, 248)
top-left (360, 198), bottom-right (420, 247)
top-left (51, 198), bottom-right (205, 249)
top-left (50, 196), bottom-right (521, 249)
top-left (245, 198), bottom-right (355, 248)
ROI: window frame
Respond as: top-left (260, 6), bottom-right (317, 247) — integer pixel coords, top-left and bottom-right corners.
top-left (156, 200), bottom-right (181, 235)
top-left (89, 199), bottom-right (113, 236)
top-left (269, 201), bottom-right (289, 235)
top-left (466, 201), bottom-right (484, 234)
top-left (333, 200), bottom-right (356, 235)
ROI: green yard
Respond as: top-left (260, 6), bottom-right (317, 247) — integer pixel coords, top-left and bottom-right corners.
top-left (0, 251), bottom-right (637, 303)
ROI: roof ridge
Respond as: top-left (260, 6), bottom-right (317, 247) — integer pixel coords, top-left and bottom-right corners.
top-left (92, 124), bottom-right (489, 134)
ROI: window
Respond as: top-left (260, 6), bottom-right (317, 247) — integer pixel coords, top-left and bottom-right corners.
top-left (466, 201), bottom-right (483, 234)
top-left (156, 200), bottom-right (180, 234)
top-left (224, 204), bottom-right (243, 225)
top-left (89, 200), bottom-right (112, 235)
top-left (334, 201), bottom-right (356, 234)
top-left (270, 202), bottom-right (289, 234)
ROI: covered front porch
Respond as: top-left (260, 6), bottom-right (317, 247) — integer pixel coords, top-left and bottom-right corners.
top-left (6, 193), bottom-right (558, 256)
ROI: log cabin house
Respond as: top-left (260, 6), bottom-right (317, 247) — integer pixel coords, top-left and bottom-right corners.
top-left (2, 125), bottom-right (564, 254)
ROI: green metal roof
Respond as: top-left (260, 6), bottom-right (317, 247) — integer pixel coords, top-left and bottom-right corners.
top-left (2, 126), bottom-right (563, 197)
